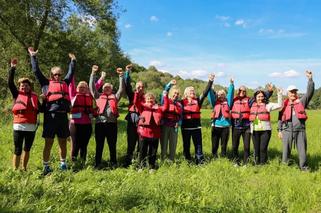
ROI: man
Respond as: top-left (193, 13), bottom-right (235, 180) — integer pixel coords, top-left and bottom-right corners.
top-left (278, 71), bottom-right (314, 171)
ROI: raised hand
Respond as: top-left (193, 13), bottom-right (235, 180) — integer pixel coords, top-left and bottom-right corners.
top-left (28, 47), bottom-right (38, 56)
top-left (267, 83), bottom-right (273, 92)
top-left (306, 70), bottom-right (313, 79)
top-left (10, 58), bottom-right (17, 68)
top-left (92, 65), bottom-right (99, 74)
top-left (277, 87), bottom-right (283, 94)
top-left (126, 64), bottom-right (133, 71)
top-left (116, 68), bottom-right (123, 76)
top-left (209, 74), bottom-right (215, 81)
top-left (101, 71), bottom-right (106, 79)
top-left (170, 79), bottom-right (176, 85)
top-left (230, 78), bottom-right (234, 84)
top-left (68, 53), bottom-right (76, 60)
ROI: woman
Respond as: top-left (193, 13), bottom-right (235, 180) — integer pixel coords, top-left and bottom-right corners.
top-left (160, 80), bottom-right (182, 162)
top-left (250, 88), bottom-right (283, 164)
top-left (89, 66), bottom-right (125, 168)
top-left (208, 78), bottom-right (234, 158)
top-left (8, 58), bottom-right (40, 171)
top-left (181, 74), bottom-right (214, 164)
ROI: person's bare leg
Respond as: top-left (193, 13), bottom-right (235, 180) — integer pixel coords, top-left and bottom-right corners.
top-left (43, 138), bottom-right (54, 163)
top-left (22, 151), bottom-right (30, 171)
top-left (12, 155), bottom-right (20, 169)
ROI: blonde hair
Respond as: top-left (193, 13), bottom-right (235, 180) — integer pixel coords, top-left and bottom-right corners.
top-left (145, 92), bottom-right (155, 100)
top-left (50, 66), bottom-right (62, 74)
top-left (103, 83), bottom-right (113, 90)
top-left (217, 89), bottom-right (226, 97)
top-left (135, 81), bottom-right (143, 89)
top-left (17, 77), bottom-right (32, 86)
top-left (169, 86), bottom-right (180, 98)
top-left (184, 86), bottom-right (194, 98)
top-left (77, 81), bottom-right (88, 88)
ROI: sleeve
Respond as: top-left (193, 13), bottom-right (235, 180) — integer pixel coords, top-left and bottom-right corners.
top-left (267, 91), bottom-right (283, 111)
top-left (68, 76), bottom-right (76, 100)
top-left (161, 81), bottom-right (173, 105)
top-left (95, 78), bottom-right (104, 90)
top-left (133, 91), bottom-right (143, 113)
top-left (63, 59), bottom-right (76, 85)
top-left (8, 67), bottom-right (18, 98)
top-left (124, 70), bottom-right (134, 103)
top-left (300, 79), bottom-right (315, 108)
top-left (89, 73), bottom-right (100, 99)
top-left (227, 83), bottom-right (234, 109)
top-left (30, 56), bottom-right (49, 87)
top-left (199, 79), bottom-right (214, 106)
top-left (207, 89), bottom-right (216, 108)
top-left (161, 91), bottom-right (169, 112)
top-left (115, 75), bottom-right (125, 101)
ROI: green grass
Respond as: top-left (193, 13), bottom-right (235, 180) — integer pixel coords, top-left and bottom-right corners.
top-left (1, 109), bottom-right (321, 212)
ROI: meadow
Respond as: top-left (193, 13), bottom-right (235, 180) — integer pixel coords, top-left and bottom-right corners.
top-left (1, 109), bottom-right (321, 212)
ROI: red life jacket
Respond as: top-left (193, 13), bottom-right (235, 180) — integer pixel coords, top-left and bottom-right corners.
top-left (47, 80), bottom-right (70, 102)
top-left (71, 93), bottom-right (95, 114)
top-left (182, 98), bottom-right (201, 119)
top-left (211, 100), bottom-right (230, 119)
top-left (164, 99), bottom-right (182, 121)
top-left (12, 91), bottom-right (38, 124)
top-left (96, 94), bottom-right (119, 117)
top-left (231, 96), bottom-right (250, 119)
top-left (129, 94), bottom-right (145, 114)
top-left (249, 102), bottom-right (270, 121)
top-left (280, 99), bottom-right (307, 121)
top-left (138, 104), bottom-right (162, 126)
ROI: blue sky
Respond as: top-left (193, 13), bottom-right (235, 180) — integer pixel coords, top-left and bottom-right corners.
top-left (117, 0), bottom-right (321, 90)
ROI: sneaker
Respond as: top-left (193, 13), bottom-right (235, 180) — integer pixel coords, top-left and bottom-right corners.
top-left (43, 165), bottom-right (53, 175)
top-left (59, 162), bottom-right (68, 171)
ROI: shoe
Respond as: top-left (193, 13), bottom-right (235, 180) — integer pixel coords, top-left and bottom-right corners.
top-left (59, 162), bottom-right (68, 171)
top-left (301, 166), bottom-right (309, 172)
top-left (149, 169), bottom-right (156, 174)
top-left (43, 165), bottom-right (53, 175)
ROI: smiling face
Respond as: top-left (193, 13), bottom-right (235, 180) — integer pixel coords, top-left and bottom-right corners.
top-left (145, 93), bottom-right (155, 106)
top-left (103, 83), bottom-right (113, 95)
top-left (288, 90), bottom-right (298, 101)
top-left (184, 86), bottom-right (195, 99)
top-left (19, 82), bottom-right (31, 93)
top-left (217, 90), bottom-right (226, 102)
top-left (136, 81), bottom-right (144, 94)
top-left (77, 81), bottom-right (89, 94)
top-left (51, 67), bottom-right (63, 81)
top-left (238, 86), bottom-right (247, 98)
top-left (255, 91), bottom-right (265, 104)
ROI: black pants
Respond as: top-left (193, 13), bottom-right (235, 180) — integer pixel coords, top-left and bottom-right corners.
top-left (252, 130), bottom-right (271, 164)
top-left (70, 123), bottom-right (92, 161)
top-left (138, 137), bottom-right (159, 169)
top-left (211, 127), bottom-right (230, 157)
top-left (182, 129), bottom-right (204, 164)
top-left (13, 130), bottom-right (36, 155)
top-left (95, 122), bottom-right (117, 166)
top-left (124, 121), bottom-right (139, 166)
top-left (232, 127), bottom-right (251, 163)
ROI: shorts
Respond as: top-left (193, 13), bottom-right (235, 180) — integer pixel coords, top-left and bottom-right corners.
top-left (42, 112), bottom-right (70, 139)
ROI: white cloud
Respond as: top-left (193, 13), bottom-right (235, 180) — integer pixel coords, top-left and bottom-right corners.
top-left (259, 28), bottom-right (306, 38)
top-left (149, 60), bottom-right (162, 67)
top-left (166, 32), bottom-right (173, 37)
top-left (178, 69), bottom-right (209, 79)
top-left (150, 16), bottom-right (159, 22)
top-left (215, 71), bottom-right (225, 77)
top-left (269, 69), bottom-right (300, 78)
top-left (223, 22), bottom-right (231, 28)
top-left (235, 19), bottom-right (247, 28)
top-left (125, 24), bottom-right (132, 29)
top-left (216, 15), bottom-right (230, 21)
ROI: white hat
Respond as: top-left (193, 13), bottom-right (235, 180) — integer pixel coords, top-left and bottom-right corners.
top-left (287, 85), bottom-right (298, 91)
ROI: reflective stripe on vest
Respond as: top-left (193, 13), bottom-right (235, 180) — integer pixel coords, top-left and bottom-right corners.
top-left (47, 80), bottom-right (70, 102)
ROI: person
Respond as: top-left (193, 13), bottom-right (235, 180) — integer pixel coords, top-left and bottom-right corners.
top-left (181, 74), bottom-right (215, 164)
top-left (89, 66), bottom-right (125, 168)
top-left (231, 83), bottom-right (273, 164)
top-left (160, 80), bottom-right (182, 162)
top-left (134, 91), bottom-right (169, 170)
top-left (28, 47), bottom-right (76, 175)
top-left (123, 64), bottom-right (145, 167)
top-left (278, 71), bottom-right (314, 171)
top-left (250, 88), bottom-right (283, 164)
top-left (68, 66), bottom-right (105, 163)
top-left (207, 78), bottom-right (234, 158)
top-left (8, 58), bottom-right (40, 171)
top-left (69, 79), bottom-right (96, 165)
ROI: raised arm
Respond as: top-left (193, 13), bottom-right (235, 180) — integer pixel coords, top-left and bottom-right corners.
top-left (63, 53), bottom-right (76, 85)
top-left (161, 91), bottom-right (169, 112)
top-left (115, 68), bottom-right (125, 101)
top-left (249, 83), bottom-right (274, 107)
top-left (95, 70), bottom-right (106, 90)
top-left (89, 66), bottom-right (100, 99)
top-left (300, 71), bottom-right (315, 108)
top-left (267, 88), bottom-right (283, 112)
top-left (227, 78), bottom-right (235, 108)
top-left (28, 47), bottom-right (48, 87)
top-left (68, 75), bottom-right (76, 99)
top-left (161, 80), bottom-right (175, 105)
top-left (8, 60), bottom-right (18, 98)
top-left (207, 89), bottom-right (216, 108)
top-left (199, 74), bottom-right (215, 106)
top-left (124, 64), bottom-right (135, 103)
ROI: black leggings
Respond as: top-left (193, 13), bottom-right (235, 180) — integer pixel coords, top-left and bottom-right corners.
top-left (211, 127), bottom-right (230, 157)
top-left (95, 122), bottom-right (118, 166)
top-left (70, 123), bottom-right (92, 161)
top-left (138, 137), bottom-right (159, 169)
top-left (181, 129), bottom-right (204, 164)
top-left (252, 130), bottom-right (271, 164)
top-left (13, 130), bottom-right (36, 155)
top-left (125, 121), bottom-right (139, 165)
top-left (232, 127), bottom-right (251, 163)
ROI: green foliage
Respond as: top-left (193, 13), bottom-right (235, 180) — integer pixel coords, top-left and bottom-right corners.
top-left (1, 110), bottom-right (321, 212)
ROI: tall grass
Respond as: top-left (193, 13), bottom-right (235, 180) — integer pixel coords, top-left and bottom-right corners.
top-left (1, 109), bottom-right (321, 212)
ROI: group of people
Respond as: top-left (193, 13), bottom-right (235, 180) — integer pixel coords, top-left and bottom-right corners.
top-left (8, 47), bottom-right (315, 174)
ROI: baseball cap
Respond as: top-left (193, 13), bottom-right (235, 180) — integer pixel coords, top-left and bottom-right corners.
top-left (287, 85), bottom-right (298, 92)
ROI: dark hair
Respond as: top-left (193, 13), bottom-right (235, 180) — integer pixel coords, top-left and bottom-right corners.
top-left (254, 90), bottom-right (268, 103)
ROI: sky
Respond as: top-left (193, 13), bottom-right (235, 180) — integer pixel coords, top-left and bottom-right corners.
top-left (117, 0), bottom-right (321, 90)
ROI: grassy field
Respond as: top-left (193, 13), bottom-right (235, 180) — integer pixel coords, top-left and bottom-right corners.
top-left (1, 109), bottom-right (321, 212)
